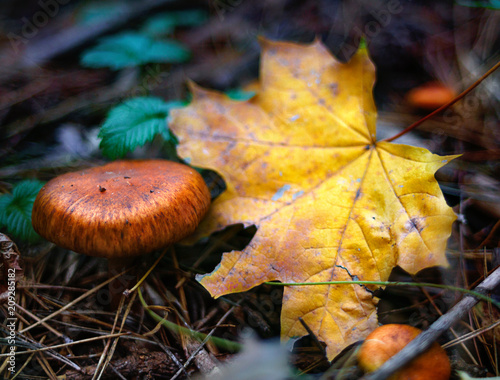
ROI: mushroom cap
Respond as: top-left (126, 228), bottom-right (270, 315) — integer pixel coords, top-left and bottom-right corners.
top-left (32, 160), bottom-right (211, 259)
top-left (357, 324), bottom-right (451, 380)
top-left (406, 82), bottom-right (456, 110)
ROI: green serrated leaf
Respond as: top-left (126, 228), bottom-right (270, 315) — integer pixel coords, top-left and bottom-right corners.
top-left (0, 180), bottom-right (45, 243)
top-left (81, 32), bottom-right (190, 70)
top-left (147, 39), bottom-right (191, 63)
top-left (141, 10), bottom-right (208, 37)
top-left (99, 97), bottom-right (186, 159)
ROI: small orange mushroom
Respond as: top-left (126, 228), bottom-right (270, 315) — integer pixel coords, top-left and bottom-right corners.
top-left (406, 82), bottom-right (456, 110)
top-left (32, 159), bottom-right (211, 306)
top-left (357, 324), bottom-right (451, 380)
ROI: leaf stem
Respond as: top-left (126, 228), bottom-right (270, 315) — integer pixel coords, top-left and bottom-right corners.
top-left (264, 280), bottom-right (500, 308)
top-left (382, 59), bottom-right (500, 143)
top-left (137, 287), bottom-right (241, 352)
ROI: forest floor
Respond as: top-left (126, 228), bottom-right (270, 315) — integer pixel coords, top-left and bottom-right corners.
top-left (0, 1), bottom-right (499, 379)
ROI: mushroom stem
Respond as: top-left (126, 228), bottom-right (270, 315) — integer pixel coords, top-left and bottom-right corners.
top-left (107, 257), bottom-right (138, 309)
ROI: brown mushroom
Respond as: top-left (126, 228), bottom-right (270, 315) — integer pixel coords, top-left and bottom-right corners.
top-left (32, 159), bottom-right (211, 306)
top-left (357, 324), bottom-right (451, 380)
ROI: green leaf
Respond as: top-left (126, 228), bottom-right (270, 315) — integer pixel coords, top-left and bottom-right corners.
top-left (76, 2), bottom-right (128, 26)
top-left (99, 97), bottom-right (187, 159)
top-left (0, 180), bottom-right (45, 243)
top-left (167, 10), bottom-right (208, 26)
top-left (141, 10), bottom-right (208, 37)
top-left (80, 32), bottom-right (190, 70)
top-left (141, 15), bottom-right (177, 37)
top-left (225, 89), bottom-right (256, 101)
top-left (455, 0), bottom-right (500, 9)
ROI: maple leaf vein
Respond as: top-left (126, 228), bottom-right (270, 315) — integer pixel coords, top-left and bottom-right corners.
top-left (317, 148), bottom-right (374, 335)
top-left (375, 148), bottom-right (433, 260)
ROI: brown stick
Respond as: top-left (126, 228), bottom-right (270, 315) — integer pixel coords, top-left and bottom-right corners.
top-left (360, 266), bottom-right (500, 380)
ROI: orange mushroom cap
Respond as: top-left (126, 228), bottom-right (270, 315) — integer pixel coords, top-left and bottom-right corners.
top-left (406, 82), bottom-right (456, 110)
top-left (357, 324), bottom-right (451, 380)
top-left (32, 160), bottom-right (211, 259)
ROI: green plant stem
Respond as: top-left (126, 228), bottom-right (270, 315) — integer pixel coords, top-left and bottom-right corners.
top-left (137, 288), bottom-right (241, 352)
top-left (264, 280), bottom-right (500, 309)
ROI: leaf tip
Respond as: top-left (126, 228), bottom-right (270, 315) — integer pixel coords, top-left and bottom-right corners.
top-left (195, 272), bottom-right (209, 283)
top-left (256, 35), bottom-right (271, 47)
top-left (196, 270), bottom-right (223, 299)
top-left (186, 80), bottom-right (212, 101)
top-left (359, 37), bottom-right (368, 50)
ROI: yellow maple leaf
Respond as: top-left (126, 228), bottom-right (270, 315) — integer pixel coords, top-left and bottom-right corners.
top-left (169, 38), bottom-right (457, 360)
